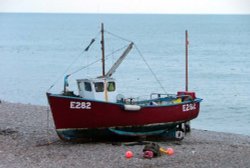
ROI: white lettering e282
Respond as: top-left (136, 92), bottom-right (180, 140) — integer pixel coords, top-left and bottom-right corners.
top-left (182, 103), bottom-right (196, 112)
top-left (70, 101), bottom-right (91, 109)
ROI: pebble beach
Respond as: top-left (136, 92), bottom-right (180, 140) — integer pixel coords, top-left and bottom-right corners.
top-left (1, 101), bottom-right (250, 168)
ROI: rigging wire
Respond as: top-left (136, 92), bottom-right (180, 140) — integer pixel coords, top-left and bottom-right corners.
top-left (68, 58), bottom-right (102, 76)
top-left (105, 44), bottom-right (128, 58)
top-left (105, 30), bottom-right (132, 43)
top-left (68, 44), bottom-right (129, 76)
top-left (47, 32), bottom-right (100, 92)
top-left (47, 27), bottom-right (166, 95)
top-left (134, 44), bottom-right (167, 94)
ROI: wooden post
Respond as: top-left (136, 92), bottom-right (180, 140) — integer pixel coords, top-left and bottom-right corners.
top-left (185, 30), bottom-right (191, 133)
top-left (101, 23), bottom-right (108, 101)
top-left (185, 30), bottom-right (189, 92)
top-left (101, 23), bottom-right (105, 76)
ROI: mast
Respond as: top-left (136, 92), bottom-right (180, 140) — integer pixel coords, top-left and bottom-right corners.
top-left (101, 23), bottom-right (105, 77)
top-left (185, 30), bottom-right (189, 91)
top-left (101, 23), bottom-right (108, 101)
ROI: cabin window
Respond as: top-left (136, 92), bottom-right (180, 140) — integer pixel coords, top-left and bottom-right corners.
top-left (84, 82), bottom-right (92, 92)
top-left (94, 82), bottom-right (104, 92)
top-left (107, 82), bottom-right (116, 92)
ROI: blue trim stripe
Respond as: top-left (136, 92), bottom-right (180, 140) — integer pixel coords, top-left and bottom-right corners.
top-left (108, 128), bottom-right (166, 136)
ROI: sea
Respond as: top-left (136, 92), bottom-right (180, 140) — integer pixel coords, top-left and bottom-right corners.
top-left (0, 13), bottom-right (250, 136)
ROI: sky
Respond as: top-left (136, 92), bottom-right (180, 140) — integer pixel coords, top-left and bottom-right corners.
top-left (0, 0), bottom-right (250, 14)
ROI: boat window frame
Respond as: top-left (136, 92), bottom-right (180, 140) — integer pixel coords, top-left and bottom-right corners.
top-left (94, 82), bottom-right (104, 92)
top-left (107, 81), bottom-right (116, 92)
top-left (84, 82), bottom-right (92, 92)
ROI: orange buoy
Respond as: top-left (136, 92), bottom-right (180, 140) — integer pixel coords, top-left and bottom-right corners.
top-left (166, 147), bottom-right (174, 155)
top-left (125, 151), bottom-right (133, 158)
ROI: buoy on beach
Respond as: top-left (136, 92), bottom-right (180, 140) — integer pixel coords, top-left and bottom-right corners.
top-left (143, 150), bottom-right (154, 159)
top-left (125, 150), bottom-right (133, 158)
top-left (166, 147), bottom-right (174, 155)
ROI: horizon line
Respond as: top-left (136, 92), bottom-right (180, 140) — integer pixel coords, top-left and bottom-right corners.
top-left (1, 12), bottom-right (250, 15)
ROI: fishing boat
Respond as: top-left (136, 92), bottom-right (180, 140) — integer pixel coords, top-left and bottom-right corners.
top-left (47, 24), bottom-right (202, 141)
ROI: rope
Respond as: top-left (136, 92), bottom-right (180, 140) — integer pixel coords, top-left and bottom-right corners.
top-left (134, 44), bottom-right (167, 94)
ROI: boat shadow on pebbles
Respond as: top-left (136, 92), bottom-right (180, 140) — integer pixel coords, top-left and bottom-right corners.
top-left (35, 131), bottom-right (186, 147)
top-left (0, 128), bottom-right (18, 137)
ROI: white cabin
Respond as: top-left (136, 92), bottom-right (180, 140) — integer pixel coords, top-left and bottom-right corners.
top-left (77, 77), bottom-right (117, 102)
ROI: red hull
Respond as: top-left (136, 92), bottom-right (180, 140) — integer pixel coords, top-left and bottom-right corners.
top-left (47, 94), bottom-right (201, 130)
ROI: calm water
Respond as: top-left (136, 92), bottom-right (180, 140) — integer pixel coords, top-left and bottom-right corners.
top-left (0, 13), bottom-right (250, 135)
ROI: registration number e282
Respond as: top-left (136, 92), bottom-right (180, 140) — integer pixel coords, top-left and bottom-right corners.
top-left (182, 103), bottom-right (196, 112)
top-left (70, 101), bottom-right (91, 109)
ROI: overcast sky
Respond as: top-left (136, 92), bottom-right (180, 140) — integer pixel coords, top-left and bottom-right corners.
top-left (1, 0), bottom-right (250, 14)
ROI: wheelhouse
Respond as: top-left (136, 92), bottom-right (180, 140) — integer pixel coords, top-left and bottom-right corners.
top-left (77, 78), bottom-right (117, 102)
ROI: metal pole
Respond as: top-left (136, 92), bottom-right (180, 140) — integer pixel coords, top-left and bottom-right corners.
top-left (101, 23), bottom-right (105, 76)
top-left (185, 30), bottom-right (189, 92)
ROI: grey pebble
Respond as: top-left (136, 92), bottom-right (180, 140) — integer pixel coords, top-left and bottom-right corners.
top-left (1, 101), bottom-right (250, 168)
